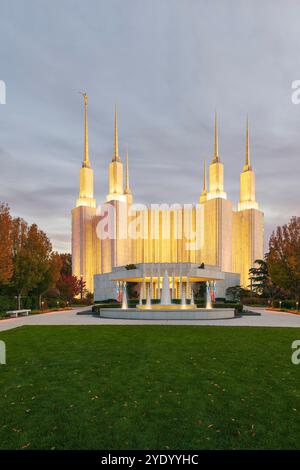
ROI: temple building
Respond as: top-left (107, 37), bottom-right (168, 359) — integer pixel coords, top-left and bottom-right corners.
top-left (72, 95), bottom-right (264, 300)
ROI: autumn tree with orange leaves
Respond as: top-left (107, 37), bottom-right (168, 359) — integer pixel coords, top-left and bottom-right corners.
top-left (11, 218), bottom-right (53, 309)
top-left (267, 217), bottom-right (300, 301)
top-left (0, 203), bottom-right (88, 310)
top-left (0, 203), bottom-right (13, 284)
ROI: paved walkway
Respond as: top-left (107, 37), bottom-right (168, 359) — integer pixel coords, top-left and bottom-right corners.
top-left (1, 306), bottom-right (300, 332)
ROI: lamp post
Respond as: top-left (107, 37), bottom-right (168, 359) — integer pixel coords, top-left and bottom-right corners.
top-left (279, 300), bottom-right (282, 310)
top-left (41, 301), bottom-right (44, 310)
top-left (296, 301), bottom-right (299, 312)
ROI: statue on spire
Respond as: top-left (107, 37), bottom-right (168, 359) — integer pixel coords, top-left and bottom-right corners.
top-left (80, 91), bottom-right (88, 106)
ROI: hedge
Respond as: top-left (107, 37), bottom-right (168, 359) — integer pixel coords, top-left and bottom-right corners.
top-left (241, 297), bottom-right (269, 306)
top-left (272, 300), bottom-right (300, 310)
top-left (0, 295), bottom-right (17, 314)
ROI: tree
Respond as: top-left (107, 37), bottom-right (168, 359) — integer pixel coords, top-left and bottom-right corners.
top-left (11, 217), bottom-right (29, 308)
top-left (249, 259), bottom-right (268, 294)
top-left (0, 203), bottom-right (13, 285)
top-left (57, 274), bottom-right (81, 302)
top-left (33, 252), bottom-right (62, 308)
top-left (11, 220), bottom-right (52, 309)
top-left (226, 285), bottom-right (249, 302)
top-left (0, 203), bottom-right (73, 311)
top-left (127, 282), bottom-right (139, 300)
top-left (59, 253), bottom-right (72, 276)
top-left (192, 282), bottom-right (206, 300)
top-left (55, 254), bottom-right (84, 303)
top-left (79, 277), bottom-right (86, 301)
top-left (248, 259), bottom-right (280, 300)
top-left (267, 217), bottom-right (300, 301)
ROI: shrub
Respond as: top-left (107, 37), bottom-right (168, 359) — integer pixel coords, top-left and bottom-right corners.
top-left (125, 264), bottom-right (137, 270)
top-left (213, 302), bottom-right (243, 313)
top-left (0, 295), bottom-right (17, 313)
top-left (241, 297), bottom-right (269, 306)
top-left (272, 299), bottom-right (299, 310)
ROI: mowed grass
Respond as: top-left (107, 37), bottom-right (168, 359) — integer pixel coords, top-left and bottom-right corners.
top-left (0, 325), bottom-right (300, 450)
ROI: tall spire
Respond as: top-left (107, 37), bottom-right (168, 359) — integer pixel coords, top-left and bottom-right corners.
top-left (208, 111), bottom-right (226, 199)
top-left (125, 148), bottom-right (131, 194)
top-left (107, 105), bottom-right (124, 201)
top-left (80, 92), bottom-right (90, 168)
top-left (238, 116), bottom-right (258, 211)
top-left (76, 92), bottom-right (96, 209)
top-left (244, 116), bottom-right (251, 171)
top-left (112, 105), bottom-right (121, 162)
top-left (203, 160), bottom-right (207, 191)
top-left (213, 111), bottom-right (219, 162)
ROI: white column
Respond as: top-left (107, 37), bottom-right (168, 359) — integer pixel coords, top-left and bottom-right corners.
top-left (146, 284), bottom-right (151, 308)
top-left (186, 276), bottom-right (190, 300)
top-left (122, 282), bottom-right (128, 309)
top-left (179, 276), bottom-right (183, 300)
top-left (172, 272), bottom-right (175, 299)
top-left (143, 267), bottom-right (146, 298)
top-left (150, 274), bottom-right (153, 299)
top-left (181, 281), bottom-right (186, 306)
top-left (190, 288), bottom-right (195, 306)
top-left (139, 282), bottom-right (143, 305)
top-left (157, 265), bottom-right (161, 300)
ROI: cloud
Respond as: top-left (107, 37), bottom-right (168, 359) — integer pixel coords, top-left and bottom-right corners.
top-left (0, 0), bottom-right (299, 253)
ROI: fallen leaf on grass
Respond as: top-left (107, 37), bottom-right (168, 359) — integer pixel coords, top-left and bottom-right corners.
top-left (21, 442), bottom-right (31, 449)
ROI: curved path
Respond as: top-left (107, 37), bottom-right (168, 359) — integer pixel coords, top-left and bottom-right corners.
top-left (1, 306), bottom-right (300, 332)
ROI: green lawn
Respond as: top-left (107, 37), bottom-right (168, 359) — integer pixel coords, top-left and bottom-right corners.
top-left (0, 325), bottom-right (300, 450)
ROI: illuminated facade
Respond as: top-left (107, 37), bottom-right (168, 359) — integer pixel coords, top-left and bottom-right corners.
top-left (72, 96), bottom-right (264, 297)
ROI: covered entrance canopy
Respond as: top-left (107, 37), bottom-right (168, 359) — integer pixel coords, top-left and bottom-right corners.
top-left (109, 262), bottom-right (224, 300)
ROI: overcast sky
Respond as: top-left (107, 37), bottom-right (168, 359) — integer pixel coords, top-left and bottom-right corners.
top-left (0, 0), bottom-right (299, 252)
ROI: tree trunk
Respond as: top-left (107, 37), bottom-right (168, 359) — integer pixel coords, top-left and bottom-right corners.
top-left (39, 294), bottom-right (42, 310)
top-left (17, 294), bottom-right (21, 310)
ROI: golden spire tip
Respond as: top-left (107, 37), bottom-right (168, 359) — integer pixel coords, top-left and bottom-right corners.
top-left (80, 91), bottom-right (90, 168)
top-left (245, 115), bottom-right (251, 170)
top-left (113, 104), bottom-right (121, 162)
top-left (213, 111), bottom-right (219, 163)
